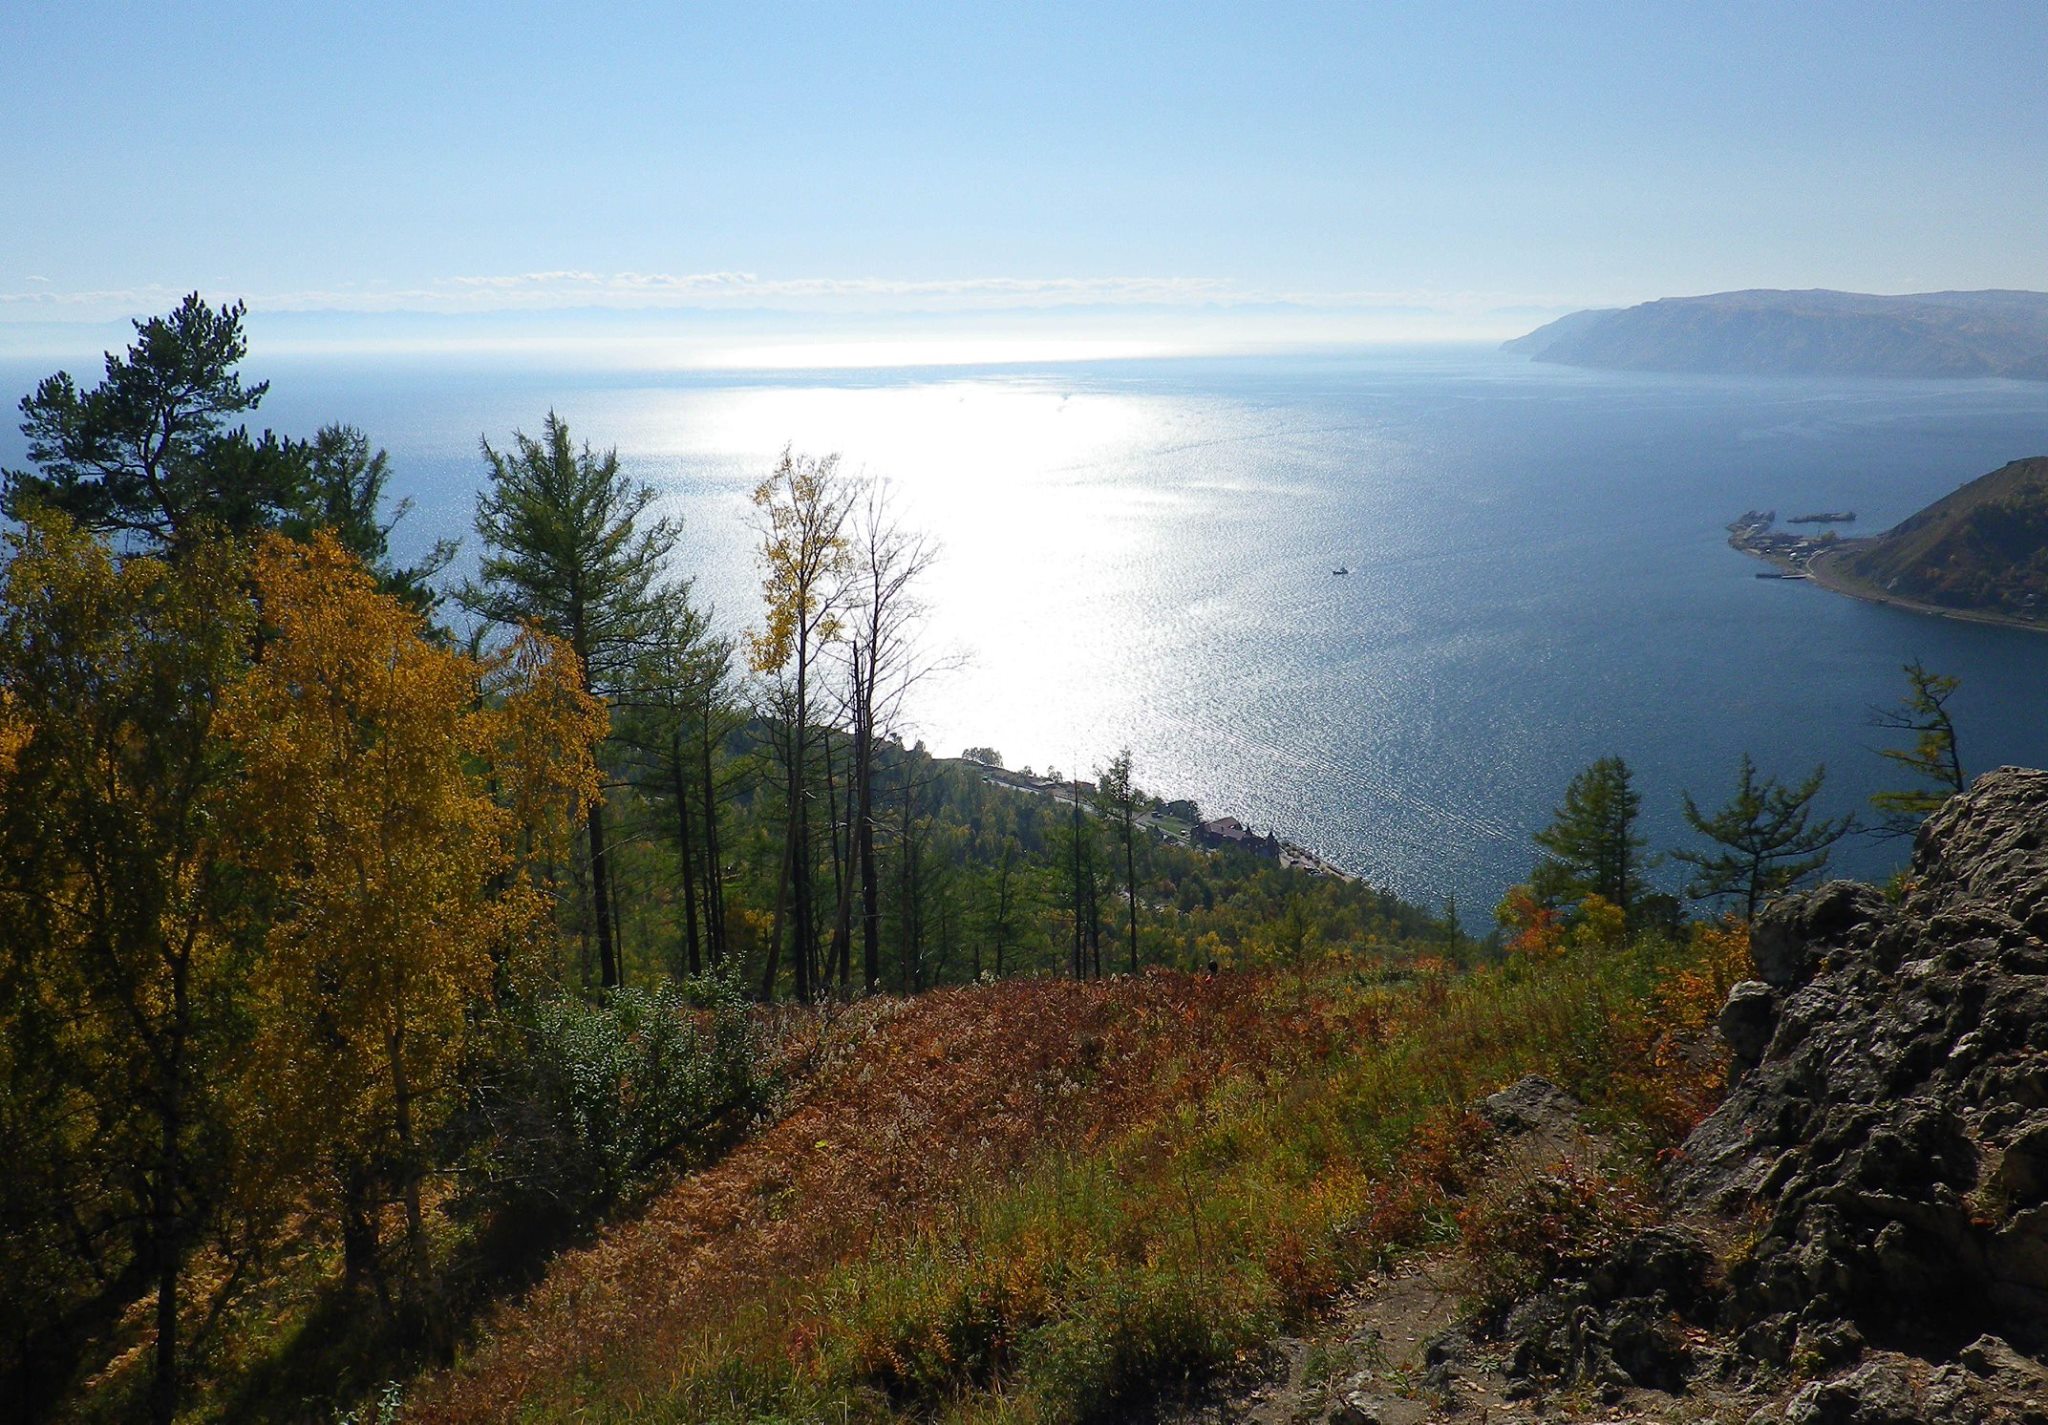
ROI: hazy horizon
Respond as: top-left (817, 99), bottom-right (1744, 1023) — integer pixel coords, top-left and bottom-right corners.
top-left (8, 3), bottom-right (2047, 366)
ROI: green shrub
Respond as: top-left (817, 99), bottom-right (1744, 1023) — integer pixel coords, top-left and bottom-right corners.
top-left (469, 973), bottom-right (765, 1222)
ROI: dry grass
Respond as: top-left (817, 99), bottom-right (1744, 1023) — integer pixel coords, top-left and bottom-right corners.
top-left (397, 931), bottom-right (1745, 1423)
top-left (405, 970), bottom-right (1372, 1422)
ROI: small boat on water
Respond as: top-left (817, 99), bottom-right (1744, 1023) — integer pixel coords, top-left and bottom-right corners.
top-left (1332, 566), bottom-right (1349, 576)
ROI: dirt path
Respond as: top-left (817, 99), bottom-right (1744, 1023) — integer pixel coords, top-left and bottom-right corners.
top-left (1161, 1078), bottom-right (1787, 1424)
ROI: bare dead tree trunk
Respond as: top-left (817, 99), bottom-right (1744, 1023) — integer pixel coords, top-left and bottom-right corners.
top-left (823, 724), bottom-right (848, 993)
top-left (1071, 783), bottom-right (1085, 980)
top-left (860, 744), bottom-right (881, 991)
top-left (761, 726), bottom-right (795, 1000)
top-left (1124, 806), bottom-right (1139, 976)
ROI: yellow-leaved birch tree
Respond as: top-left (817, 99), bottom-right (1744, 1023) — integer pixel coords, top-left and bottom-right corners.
top-left (226, 533), bottom-right (602, 1307)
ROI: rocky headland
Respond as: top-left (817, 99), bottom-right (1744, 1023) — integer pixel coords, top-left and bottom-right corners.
top-left (1507, 289), bottom-right (2048, 381)
top-left (1730, 458), bottom-right (2048, 632)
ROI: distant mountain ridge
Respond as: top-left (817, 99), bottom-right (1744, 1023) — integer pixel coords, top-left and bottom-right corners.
top-left (1819, 456), bottom-right (2048, 621)
top-left (1506, 289), bottom-right (2048, 379)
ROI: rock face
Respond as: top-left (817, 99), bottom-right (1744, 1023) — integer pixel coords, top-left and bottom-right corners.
top-left (1674, 768), bottom-right (2048, 1352)
top-left (1499, 1225), bottom-right (1718, 1396)
top-left (1474, 1075), bottom-right (1583, 1139)
top-left (1489, 769), bottom-right (2048, 1419)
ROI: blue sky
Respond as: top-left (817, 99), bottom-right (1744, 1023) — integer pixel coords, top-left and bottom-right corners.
top-left (5, 2), bottom-right (2045, 358)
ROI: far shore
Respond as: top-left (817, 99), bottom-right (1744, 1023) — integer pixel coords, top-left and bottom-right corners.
top-left (961, 759), bottom-right (1358, 881)
top-left (1802, 546), bottom-right (2048, 637)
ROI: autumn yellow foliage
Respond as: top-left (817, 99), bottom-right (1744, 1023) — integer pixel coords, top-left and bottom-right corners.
top-left (0, 514), bottom-right (607, 1411)
top-left (226, 533), bottom-right (605, 1259)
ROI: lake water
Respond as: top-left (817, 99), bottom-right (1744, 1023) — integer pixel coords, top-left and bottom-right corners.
top-left (7, 346), bottom-right (2048, 917)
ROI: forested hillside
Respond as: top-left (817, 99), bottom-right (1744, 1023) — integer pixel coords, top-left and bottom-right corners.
top-left (0, 300), bottom-right (1960, 1425)
top-left (1823, 455), bottom-right (2048, 621)
top-left (0, 299), bottom-right (1453, 1424)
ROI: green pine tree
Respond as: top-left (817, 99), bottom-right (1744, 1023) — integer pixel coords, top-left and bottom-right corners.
top-left (1674, 756), bottom-right (1853, 920)
top-left (1531, 755), bottom-right (1648, 920)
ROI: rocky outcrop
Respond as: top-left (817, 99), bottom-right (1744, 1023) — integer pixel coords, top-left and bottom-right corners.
top-left (1499, 1226), bottom-right (1718, 1395)
top-left (1474, 1075), bottom-right (1582, 1140)
top-left (1674, 768), bottom-right (2048, 1354)
top-left (1490, 768), bottom-right (2048, 1416)
top-left (1768, 1337), bottom-right (2048, 1425)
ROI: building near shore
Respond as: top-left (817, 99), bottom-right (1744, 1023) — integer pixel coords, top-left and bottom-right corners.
top-left (1196, 816), bottom-right (1280, 857)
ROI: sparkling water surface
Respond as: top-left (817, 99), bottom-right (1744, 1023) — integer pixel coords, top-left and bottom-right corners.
top-left (8, 346), bottom-right (2047, 916)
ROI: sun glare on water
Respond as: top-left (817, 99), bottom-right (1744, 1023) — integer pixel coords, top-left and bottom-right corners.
top-left (633, 376), bottom-right (1243, 774)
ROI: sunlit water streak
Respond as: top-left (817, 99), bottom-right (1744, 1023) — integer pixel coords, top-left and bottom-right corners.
top-left (7, 347), bottom-right (2048, 917)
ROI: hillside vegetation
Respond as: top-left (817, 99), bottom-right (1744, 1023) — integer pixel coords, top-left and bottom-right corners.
top-left (1823, 456), bottom-right (2048, 621)
top-left (1505, 289), bottom-right (2048, 379)
top-left (1, 297), bottom-right (1927, 1425)
top-left (394, 926), bottom-right (1745, 1424)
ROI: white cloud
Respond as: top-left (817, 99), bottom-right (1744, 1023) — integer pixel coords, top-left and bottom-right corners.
top-left (0, 270), bottom-right (1603, 324)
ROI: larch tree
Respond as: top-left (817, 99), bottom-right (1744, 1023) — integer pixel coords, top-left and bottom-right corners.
top-left (1097, 750), bottom-right (1142, 975)
top-left (839, 480), bottom-right (937, 991)
top-left (747, 448), bottom-right (854, 1001)
top-left (1531, 755), bottom-right (1649, 922)
top-left (618, 589), bottom-right (742, 977)
top-left (466, 412), bottom-right (679, 988)
top-left (979, 837), bottom-right (1029, 979)
top-left (1674, 756), bottom-right (1853, 921)
top-left (1057, 779), bottom-right (1101, 978)
top-left (1870, 660), bottom-right (1966, 838)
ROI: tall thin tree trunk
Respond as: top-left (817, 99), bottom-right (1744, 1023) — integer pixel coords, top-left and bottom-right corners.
top-left (699, 713), bottom-right (725, 968)
top-left (673, 732), bottom-right (701, 977)
top-left (588, 797), bottom-right (619, 988)
top-left (148, 986), bottom-right (187, 1425)
top-left (1087, 843), bottom-right (1102, 978)
top-left (1070, 785), bottom-right (1084, 979)
top-left (899, 778), bottom-right (917, 991)
top-left (994, 847), bottom-right (1013, 979)
top-left (791, 659), bottom-right (813, 1003)
top-left (859, 725), bottom-right (880, 991)
top-left (823, 725), bottom-right (848, 992)
top-left (761, 771), bottom-right (795, 999)
top-left (609, 844), bottom-right (629, 989)
top-left (1124, 810), bottom-right (1139, 976)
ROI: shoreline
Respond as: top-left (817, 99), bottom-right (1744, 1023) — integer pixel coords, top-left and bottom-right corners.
top-left (1727, 516), bottom-right (2048, 637)
top-left (1801, 547), bottom-right (2048, 637)
top-left (965, 760), bottom-right (1358, 881)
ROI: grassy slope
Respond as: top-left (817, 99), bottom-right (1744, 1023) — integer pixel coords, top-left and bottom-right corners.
top-left (400, 928), bottom-right (1746, 1425)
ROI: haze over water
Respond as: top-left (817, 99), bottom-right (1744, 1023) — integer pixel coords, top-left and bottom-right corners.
top-left (12, 347), bottom-right (2047, 916)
